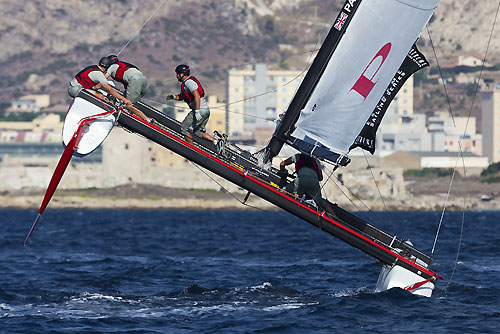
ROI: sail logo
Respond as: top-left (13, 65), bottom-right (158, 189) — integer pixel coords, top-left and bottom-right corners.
top-left (344, 0), bottom-right (358, 13)
top-left (349, 43), bottom-right (392, 101)
top-left (334, 12), bottom-right (348, 31)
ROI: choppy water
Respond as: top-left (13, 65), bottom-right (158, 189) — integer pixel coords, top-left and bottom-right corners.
top-left (1, 209), bottom-right (499, 333)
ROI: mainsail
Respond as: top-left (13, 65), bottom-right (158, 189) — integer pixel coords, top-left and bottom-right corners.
top-left (350, 43), bottom-right (430, 154)
top-left (266, 0), bottom-right (440, 161)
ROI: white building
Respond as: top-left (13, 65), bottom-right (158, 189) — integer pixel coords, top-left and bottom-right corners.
top-left (226, 64), bottom-right (304, 140)
top-left (482, 84), bottom-right (500, 163)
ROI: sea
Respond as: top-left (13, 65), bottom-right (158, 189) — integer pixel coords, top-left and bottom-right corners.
top-left (1, 209), bottom-right (499, 333)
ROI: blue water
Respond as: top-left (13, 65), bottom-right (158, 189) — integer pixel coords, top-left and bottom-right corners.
top-left (1, 209), bottom-right (499, 333)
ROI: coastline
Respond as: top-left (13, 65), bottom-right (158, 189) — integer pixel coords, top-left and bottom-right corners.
top-left (1, 183), bottom-right (498, 211)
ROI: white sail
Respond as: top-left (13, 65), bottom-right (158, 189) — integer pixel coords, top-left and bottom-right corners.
top-left (291, 0), bottom-right (439, 155)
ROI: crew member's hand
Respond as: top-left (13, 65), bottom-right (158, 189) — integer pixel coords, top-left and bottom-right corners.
top-left (194, 110), bottom-right (202, 121)
top-left (165, 95), bottom-right (175, 100)
top-left (122, 98), bottom-right (132, 105)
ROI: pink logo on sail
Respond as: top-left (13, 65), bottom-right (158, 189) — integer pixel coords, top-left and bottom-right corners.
top-left (350, 43), bottom-right (392, 100)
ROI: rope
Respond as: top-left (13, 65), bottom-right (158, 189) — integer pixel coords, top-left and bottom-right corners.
top-left (116, 0), bottom-right (168, 56)
top-left (363, 150), bottom-right (389, 212)
top-left (444, 1), bottom-right (500, 292)
top-left (188, 161), bottom-right (282, 213)
top-left (426, 25), bottom-right (456, 126)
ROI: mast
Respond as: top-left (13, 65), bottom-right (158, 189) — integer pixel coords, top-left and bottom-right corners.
top-left (264, 0), bottom-right (362, 162)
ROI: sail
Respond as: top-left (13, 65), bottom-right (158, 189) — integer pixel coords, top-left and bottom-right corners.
top-left (289, 0), bottom-right (439, 156)
top-left (350, 43), bottom-right (430, 154)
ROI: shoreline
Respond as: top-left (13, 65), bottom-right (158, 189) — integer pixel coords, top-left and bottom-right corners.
top-left (1, 193), bottom-right (498, 211)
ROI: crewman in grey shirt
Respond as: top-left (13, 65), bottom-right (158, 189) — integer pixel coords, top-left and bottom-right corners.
top-left (165, 64), bottom-right (223, 154)
top-left (68, 57), bottom-right (152, 122)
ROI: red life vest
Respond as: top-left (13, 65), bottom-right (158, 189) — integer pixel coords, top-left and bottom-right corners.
top-left (295, 154), bottom-right (321, 179)
top-left (111, 61), bottom-right (138, 87)
top-left (180, 77), bottom-right (205, 104)
top-left (75, 65), bottom-right (102, 89)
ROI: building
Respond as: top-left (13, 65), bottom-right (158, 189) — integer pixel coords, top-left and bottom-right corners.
top-left (390, 76), bottom-right (414, 116)
top-left (482, 84), bottom-right (500, 163)
top-left (225, 64), bottom-right (305, 140)
top-left (6, 94), bottom-right (50, 113)
top-left (382, 151), bottom-right (488, 176)
top-left (458, 54), bottom-right (490, 67)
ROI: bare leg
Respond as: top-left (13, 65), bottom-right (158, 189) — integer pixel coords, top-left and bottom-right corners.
top-left (126, 103), bottom-right (151, 122)
top-left (185, 132), bottom-right (194, 144)
top-left (202, 132), bottom-right (215, 143)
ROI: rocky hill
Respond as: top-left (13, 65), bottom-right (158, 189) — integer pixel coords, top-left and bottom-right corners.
top-left (1, 0), bottom-right (499, 108)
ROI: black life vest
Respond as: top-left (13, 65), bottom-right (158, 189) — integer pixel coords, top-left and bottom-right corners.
top-left (75, 65), bottom-right (102, 89)
top-left (180, 77), bottom-right (205, 104)
top-left (295, 154), bottom-right (321, 179)
top-left (112, 61), bottom-right (138, 86)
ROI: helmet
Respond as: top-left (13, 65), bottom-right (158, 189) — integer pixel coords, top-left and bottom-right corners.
top-left (175, 64), bottom-right (190, 76)
top-left (107, 55), bottom-right (119, 64)
top-left (99, 56), bottom-right (113, 69)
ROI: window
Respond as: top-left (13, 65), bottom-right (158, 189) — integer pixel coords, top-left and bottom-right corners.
top-left (125, 144), bottom-right (129, 150)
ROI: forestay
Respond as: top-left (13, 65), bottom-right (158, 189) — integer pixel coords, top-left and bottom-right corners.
top-left (291, 0), bottom-right (440, 155)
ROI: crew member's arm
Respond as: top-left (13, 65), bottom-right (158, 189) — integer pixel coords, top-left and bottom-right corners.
top-left (97, 82), bottom-right (131, 105)
top-left (280, 157), bottom-right (294, 171)
top-left (192, 90), bottom-right (201, 110)
top-left (317, 160), bottom-right (324, 181)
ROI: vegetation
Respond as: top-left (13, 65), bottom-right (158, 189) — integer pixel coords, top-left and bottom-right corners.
top-left (480, 162), bottom-right (500, 177)
top-left (404, 168), bottom-right (455, 178)
top-left (0, 112), bottom-right (38, 122)
top-left (481, 176), bottom-right (500, 184)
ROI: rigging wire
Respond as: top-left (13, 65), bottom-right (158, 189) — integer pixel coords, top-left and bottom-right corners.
top-left (429, 0), bottom-right (500, 293)
top-left (362, 150), bottom-right (389, 212)
top-left (425, 25), bottom-right (456, 126)
top-left (116, 0), bottom-right (168, 56)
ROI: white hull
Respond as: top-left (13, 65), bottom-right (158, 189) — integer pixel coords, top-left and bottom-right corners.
top-left (375, 264), bottom-right (435, 297)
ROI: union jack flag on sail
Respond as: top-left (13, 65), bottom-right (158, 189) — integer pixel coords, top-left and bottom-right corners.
top-left (334, 12), bottom-right (348, 31)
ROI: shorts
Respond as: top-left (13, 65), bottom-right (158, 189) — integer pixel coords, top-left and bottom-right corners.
top-left (68, 84), bottom-right (83, 98)
top-left (125, 74), bottom-right (148, 103)
top-left (180, 107), bottom-right (210, 138)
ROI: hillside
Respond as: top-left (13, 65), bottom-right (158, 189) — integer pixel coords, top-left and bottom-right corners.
top-left (1, 0), bottom-right (499, 114)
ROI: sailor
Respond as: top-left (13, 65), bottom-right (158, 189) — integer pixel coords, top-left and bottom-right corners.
top-left (68, 57), bottom-right (130, 104)
top-left (280, 153), bottom-right (335, 215)
top-left (165, 64), bottom-right (222, 152)
top-left (68, 57), bottom-right (153, 122)
top-left (103, 55), bottom-right (152, 122)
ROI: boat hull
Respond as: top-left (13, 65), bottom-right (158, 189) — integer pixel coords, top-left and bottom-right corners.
top-left (375, 264), bottom-right (435, 297)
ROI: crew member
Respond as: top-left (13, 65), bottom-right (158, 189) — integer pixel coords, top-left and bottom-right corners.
top-left (68, 57), bottom-right (130, 104)
top-left (280, 153), bottom-right (335, 215)
top-left (68, 57), bottom-right (152, 122)
top-left (103, 55), bottom-right (152, 122)
top-left (165, 64), bottom-right (222, 152)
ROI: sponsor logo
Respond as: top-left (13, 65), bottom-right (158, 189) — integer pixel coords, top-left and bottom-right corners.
top-left (349, 43), bottom-right (392, 101)
top-left (344, 0), bottom-right (358, 13)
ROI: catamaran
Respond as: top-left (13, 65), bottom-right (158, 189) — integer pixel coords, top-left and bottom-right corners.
top-left (25, 0), bottom-right (443, 297)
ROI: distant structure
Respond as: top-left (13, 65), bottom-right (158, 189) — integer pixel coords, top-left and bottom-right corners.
top-left (482, 84), bottom-right (500, 163)
top-left (6, 94), bottom-right (50, 114)
top-left (374, 76), bottom-right (482, 156)
top-left (225, 64), bottom-right (305, 142)
top-left (458, 54), bottom-right (490, 67)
